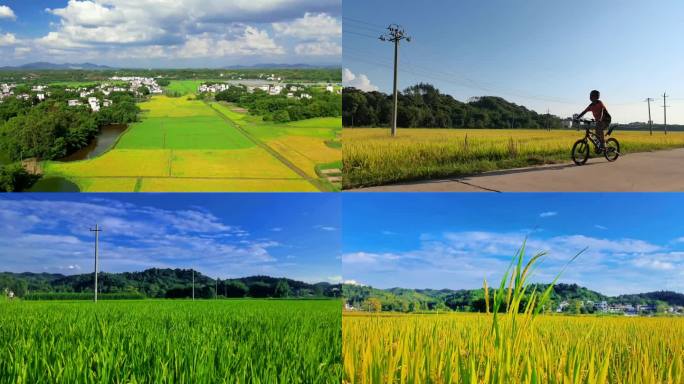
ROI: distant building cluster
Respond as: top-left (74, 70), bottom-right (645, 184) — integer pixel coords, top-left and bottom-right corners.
top-left (1, 83), bottom-right (20, 102)
top-left (110, 76), bottom-right (163, 94)
top-left (198, 80), bottom-right (340, 100)
top-left (556, 300), bottom-right (683, 316)
top-left (2, 77), bottom-right (158, 111)
top-left (66, 77), bottom-right (161, 111)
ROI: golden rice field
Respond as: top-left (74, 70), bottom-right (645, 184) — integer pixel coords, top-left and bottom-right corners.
top-left (35, 91), bottom-right (341, 192)
top-left (343, 312), bottom-right (684, 384)
top-left (343, 128), bottom-right (684, 188)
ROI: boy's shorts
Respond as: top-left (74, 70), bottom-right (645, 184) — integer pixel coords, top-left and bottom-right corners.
top-left (596, 120), bottom-right (610, 131)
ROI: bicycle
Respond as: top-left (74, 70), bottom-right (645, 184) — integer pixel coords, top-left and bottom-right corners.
top-left (571, 117), bottom-right (620, 165)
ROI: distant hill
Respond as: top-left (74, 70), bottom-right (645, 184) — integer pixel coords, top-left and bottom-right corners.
top-left (0, 268), bottom-right (340, 299)
top-left (0, 62), bottom-right (113, 70)
top-left (343, 283), bottom-right (684, 312)
top-left (343, 83), bottom-right (564, 129)
top-left (225, 63), bottom-right (337, 69)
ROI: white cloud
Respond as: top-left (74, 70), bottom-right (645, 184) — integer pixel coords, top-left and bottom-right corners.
top-left (14, 46), bottom-right (31, 56)
top-left (539, 211), bottom-right (557, 218)
top-left (327, 275), bottom-right (342, 283)
top-left (272, 12), bottom-right (340, 56)
top-left (0, 5), bottom-right (16, 20)
top-left (343, 68), bottom-right (378, 92)
top-left (273, 12), bottom-right (340, 56)
top-left (0, 198), bottom-right (282, 277)
top-left (594, 225), bottom-right (608, 230)
top-left (634, 258), bottom-right (674, 270)
top-left (176, 27), bottom-right (284, 58)
top-left (0, 33), bottom-right (17, 46)
top-left (271, 227), bottom-right (283, 232)
top-left (21, 1), bottom-right (340, 63)
top-left (273, 12), bottom-right (340, 39)
top-left (343, 230), bottom-right (681, 295)
top-left (314, 225), bottom-right (337, 232)
top-left (294, 40), bottom-right (341, 56)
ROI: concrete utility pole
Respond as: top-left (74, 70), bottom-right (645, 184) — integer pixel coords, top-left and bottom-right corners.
top-left (380, 24), bottom-right (411, 137)
top-left (546, 108), bottom-right (551, 131)
top-left (662, 92), bottom-right (670, 135)
top-left (645, 98), bottom-right (654, 135)
top-left (89, 225), bottom-right (102, 303)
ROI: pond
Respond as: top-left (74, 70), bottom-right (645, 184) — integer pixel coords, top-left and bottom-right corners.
top-left (29, 177), bottom-right (80, 192)
top-left (59, 124), bottom-right (127, 162)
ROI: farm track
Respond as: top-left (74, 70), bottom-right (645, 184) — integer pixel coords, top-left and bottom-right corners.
top-left (207, 103), bottom-right (329, 191)
top-left (351, 147), bottom-right (684, 192)
top-left (72, 175), bottom-right (305, 180)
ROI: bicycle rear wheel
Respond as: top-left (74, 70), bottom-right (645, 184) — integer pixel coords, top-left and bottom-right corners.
top-left (604, 138), bottom-right (620, 162)
top-left (572, 139), bottom-right (590, 165)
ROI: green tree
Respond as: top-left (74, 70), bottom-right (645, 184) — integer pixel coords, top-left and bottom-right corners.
top-left (224, 281), bottom-right (249, 298)
top-left (274, 279), bottom-right (291, 298)
top-left (248, 282), bottom-right (272, 298)
top-left (0, 163), bottom-right (33, 192)
top-left (365, 298), bottom-right (382, 313)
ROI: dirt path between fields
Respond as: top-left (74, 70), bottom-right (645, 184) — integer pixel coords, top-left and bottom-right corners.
top-left (207, 103), bottom-right (328, 191)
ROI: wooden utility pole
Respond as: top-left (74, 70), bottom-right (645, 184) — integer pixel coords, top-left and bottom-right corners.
top-left (380, 24), bottom-right (411, 137)
top-left (89, 225), bottom-right (102, 303)
top-left (662, 92), bottom-right (669, 135)
top-left (645, 98), bottom-right (654, 135)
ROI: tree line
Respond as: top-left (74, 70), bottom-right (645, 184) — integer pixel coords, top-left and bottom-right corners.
top-left (343, 83), bottom-right (564, 129)
top-left (0, 269), bottom-right (341, 300)
top-left (343, 283), bottom-right (683, 313)
top-left (213, 85), bottom-right (341, 123)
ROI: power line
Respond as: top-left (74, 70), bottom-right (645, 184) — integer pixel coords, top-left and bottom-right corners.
top-left (342, 16), bottom-right (386, 30)
top-left (343, 23), bottom-right (382, 34)
top-left (345, 50), bottom-right (578, 105)
top-left (380, 24), bottom-right (411, 137)
top-left (345, 30), bottom-right (380, 40)
top-left (346, 51), bottom-right (651, 109)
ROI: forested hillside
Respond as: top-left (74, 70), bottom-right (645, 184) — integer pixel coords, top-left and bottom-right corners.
top-left (343, 83), bottom-right (563, 129)
top-left (0, 269), bottom-right (341, 299)
top-left (343, 283), bottom-right (684, 313)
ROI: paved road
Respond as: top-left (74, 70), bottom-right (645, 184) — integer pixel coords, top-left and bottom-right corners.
top-left (351, 148), bottom-right (684, 192)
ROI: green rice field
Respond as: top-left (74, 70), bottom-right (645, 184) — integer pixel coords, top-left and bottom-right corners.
top-left (37, 81), bottom-right (341, 192)
top-left (163, 80), bottom-right (206, 95)
top-left (0, 299), bottom-right (342, 383)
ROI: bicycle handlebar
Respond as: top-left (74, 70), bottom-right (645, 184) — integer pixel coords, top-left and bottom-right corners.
top-left (572, 118), bottom-right (595, 124)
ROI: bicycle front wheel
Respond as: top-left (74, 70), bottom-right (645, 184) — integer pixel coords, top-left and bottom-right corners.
top-left (604, 138), bottom-right (620, 162)
top-left (572, 139), bottom-right (590, 165)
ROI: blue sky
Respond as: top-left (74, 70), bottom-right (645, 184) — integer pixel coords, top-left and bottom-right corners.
top-left (343, 0), bottom-right (684, 124)
top-left (342, 193), bottom-right (684, 296)
top-left (0, 194), bottom-right (341, 283)
top-left (0, 0), bottom-right (341, 67)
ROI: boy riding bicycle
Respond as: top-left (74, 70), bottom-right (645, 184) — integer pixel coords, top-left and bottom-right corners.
top-left (575, 90), bottom-right (611, 151)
